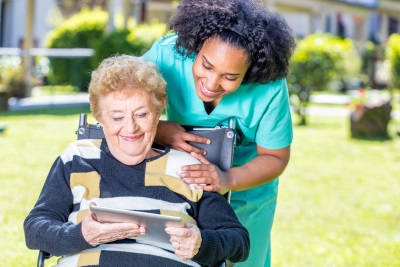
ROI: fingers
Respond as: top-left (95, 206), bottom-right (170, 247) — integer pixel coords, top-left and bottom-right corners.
top-left (171, 240), bottom-right (181, 251)
top-left (175, 142), bottom-right (205, 155)
top-left (172, 244), bottom-right (198, 261)
top-left (156, 121), bottom-right (210, 155)
top-left (95, 226), bottom-right (140, 245)
top-left (177, 132), bottom-right (210, 155)
top-left (180, 164), bottom-right (220, 187)
top-left (195, 184), bottom-right (221, 192)
top-left (189, 151), bottom-right (210, 164)
top-left (169, 226), bottom-right (193, 238)
top-left (82, 210), bottom-right (145, 246)
top-left (183, 177), bottom-right (218, 187)
top-left (180, 169), bottom-right (219, 186)
top-left (179, 163), bottom-right (228, 193)
top-left (166, 223), bottom-right (201, 261)
top-left (92, 224), bottom-right (144, 246)
top-left (181, 162), bottom-right (217, 172)
top-left (101, 222), bottom-right (143, 236)
top-left (181, 169), bottom-right (216, 180)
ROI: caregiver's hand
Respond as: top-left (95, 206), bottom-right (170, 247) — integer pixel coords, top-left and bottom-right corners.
top-left (81, 206), bottom-right (145, 247)
top-left (155, 121), bottom-right (210, 155)
top-left (180, 152), bottom-right (231, 195)
top-left (166, 222), bottom-right (202, 261)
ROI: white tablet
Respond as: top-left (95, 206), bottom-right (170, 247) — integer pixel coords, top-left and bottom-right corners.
top-left (90, 205), bottom-right (184, 250)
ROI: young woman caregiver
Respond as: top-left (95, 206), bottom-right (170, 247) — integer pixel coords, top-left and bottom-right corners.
top-left (143, 0), bottom-right (296, 266)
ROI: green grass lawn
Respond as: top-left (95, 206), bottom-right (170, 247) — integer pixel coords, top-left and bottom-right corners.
top-left (272, 115), bottom-right (400, 267)
top-left (0, 106), bottom-right (91, 266)
top-left (0, 107), bottom-right (399, 266)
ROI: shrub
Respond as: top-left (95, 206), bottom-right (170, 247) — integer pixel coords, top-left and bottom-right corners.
top-left (387, 33), bottom-right (400, 90)
top-left (127, 22), bottom-right (166, 55)
top-left (360, 41), bottom-right (387, 88)
top-left (92, 22), bottom-right (165, 68)
top-left (0, 56), bottom-right (21, 92)
top-left (92, 29), bottom-right (137, 67)
top-left (0, 56), bottom-right (34, 98)
top-left (45, 7), bottom-right (108, 90)
top-left (288, 32), bottom-right (357, 125)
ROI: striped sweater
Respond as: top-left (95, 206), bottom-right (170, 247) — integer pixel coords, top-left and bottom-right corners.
top-left (24, 139), bottom-right (249, 267)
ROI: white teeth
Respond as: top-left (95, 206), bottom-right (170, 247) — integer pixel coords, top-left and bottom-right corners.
top-left (204, 87), bottom-right (213, 94)
top-left (201, 81), bottom-right (214, 94)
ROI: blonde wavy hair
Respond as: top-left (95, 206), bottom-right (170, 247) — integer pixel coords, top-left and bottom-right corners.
top-left (89, 55), bottom-right (167, 121)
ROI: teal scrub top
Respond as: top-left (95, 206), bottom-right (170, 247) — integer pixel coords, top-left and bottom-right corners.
top-left (143, 34), bottom-right (293, 168)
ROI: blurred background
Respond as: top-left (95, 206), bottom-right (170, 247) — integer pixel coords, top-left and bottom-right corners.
top-left (0, 0), bottom-right (399, 266)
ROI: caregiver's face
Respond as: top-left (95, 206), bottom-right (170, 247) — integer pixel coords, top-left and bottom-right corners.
top-left (99, 89), bottom-right (159, 165)
top-left (192, 38), bottom-right (250, 107)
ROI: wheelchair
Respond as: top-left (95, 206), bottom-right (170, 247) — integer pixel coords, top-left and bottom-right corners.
top-left (37, 113), bottom-right (238, 267)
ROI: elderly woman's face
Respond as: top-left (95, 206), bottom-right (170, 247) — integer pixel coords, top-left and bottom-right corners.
top-left (99, 89), bottom-right (159, 165)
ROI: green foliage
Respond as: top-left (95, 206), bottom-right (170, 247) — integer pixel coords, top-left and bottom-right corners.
top-left (360, 41), bottom-right (386, 88)
top-left (127, 22), bottom-right (166, 55)
top-left (92, 22), bottom-right (165, 68)
top-left (288, 33), bottom-right (358, 125)
top-left (0, 56), bottom-right (34, 98)
top-left (45, 8), bottom-right (108, 90)
top-left (360, 41), bottom-right (375, 76)
top-left (387, 33), bottom-right (400, 90)
top-left (289, 33), bottom-right (355, 91)
top-left (92, 29), bottom-right (137, 66)
top-left (0, 56), bottom-right (22, 92)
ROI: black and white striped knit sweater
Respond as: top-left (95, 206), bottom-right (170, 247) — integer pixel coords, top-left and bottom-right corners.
top-left (24, 139), bottom-right (249, 267)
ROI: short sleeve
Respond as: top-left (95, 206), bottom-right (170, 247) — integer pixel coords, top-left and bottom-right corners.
top-left (142, 38), bottom-right (160, 63)
top-left (255, 79), bottom-right (293, 149)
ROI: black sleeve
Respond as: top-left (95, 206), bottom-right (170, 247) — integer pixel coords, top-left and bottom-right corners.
top-left (192, 192), bottom-right (250, 266)
top-left (23, 157), bottom-right (93, 256)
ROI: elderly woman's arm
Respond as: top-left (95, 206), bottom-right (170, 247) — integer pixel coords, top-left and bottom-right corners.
top-left (166, 191), bottom-right (249, 266)
top-left (24, 156), bottom-right (142, 256)
top-left (24, 157), bottom-right (94, 256)
top-left (193, 192), bottom-right (250, 265)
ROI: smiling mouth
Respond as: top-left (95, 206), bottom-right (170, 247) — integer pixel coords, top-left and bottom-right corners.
top-left (121, 134), bottom-right (142, 142)
top-left (200, 81), bottom-right (221, 97)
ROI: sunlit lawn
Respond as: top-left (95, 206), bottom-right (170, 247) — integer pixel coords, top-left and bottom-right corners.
top-left (0, 106), bottom-right (91, 266)
top-left (272, 113), bottom-right (400, 267)
top-left (0, 105), bottom-right (399, 266)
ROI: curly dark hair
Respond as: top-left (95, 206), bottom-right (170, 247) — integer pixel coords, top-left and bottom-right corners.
top-left (167, 0), bottom-right (296, 84)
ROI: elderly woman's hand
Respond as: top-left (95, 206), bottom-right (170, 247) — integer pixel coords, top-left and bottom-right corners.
top-left (81, 209), bottom-right (146, 247)
top-left (166, 222), bottom-right (202, 261)
top-left (155, 121), bottom-right (210, 155)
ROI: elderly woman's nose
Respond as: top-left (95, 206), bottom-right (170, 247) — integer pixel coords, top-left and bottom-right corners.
top-left (126, 117), bottom-right (138, 132)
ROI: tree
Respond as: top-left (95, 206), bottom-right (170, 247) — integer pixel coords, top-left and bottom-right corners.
top-left (288, 33), bottom-right (357, 125)
top-left (45, 8), bottom-right (108, 90)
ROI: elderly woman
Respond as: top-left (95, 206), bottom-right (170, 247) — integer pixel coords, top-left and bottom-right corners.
top-left (24, 55), bottom-right (249, 267)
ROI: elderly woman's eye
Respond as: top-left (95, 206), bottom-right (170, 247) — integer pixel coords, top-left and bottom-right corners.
top-left (113, 117), bottom-right (123, 121)
top-left (136, 113), bottom-right (148, 118)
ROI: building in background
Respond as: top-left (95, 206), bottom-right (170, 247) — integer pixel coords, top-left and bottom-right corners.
top-left (265, 0), bottom-right (400, 46)
top-left (0, 0), bottom-right (399, 49)
top-left (0, 0), bottom-right (176, 48)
